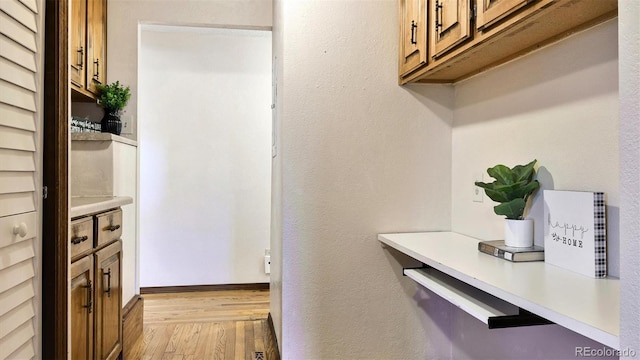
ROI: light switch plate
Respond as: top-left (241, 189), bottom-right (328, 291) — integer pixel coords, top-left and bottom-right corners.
top-left (473, 172), bottom-right (484, 203)
top-left (121, 114), bottom-right (133, 135)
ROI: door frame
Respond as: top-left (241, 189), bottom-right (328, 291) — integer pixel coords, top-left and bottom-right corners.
top-left (42, 0), bottom-right (69, 358)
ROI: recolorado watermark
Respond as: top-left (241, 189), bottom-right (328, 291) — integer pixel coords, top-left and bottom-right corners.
top-left (575, 346), bottom-right (637, 357)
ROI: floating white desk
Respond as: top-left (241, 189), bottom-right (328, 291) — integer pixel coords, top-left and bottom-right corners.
top-left (379, 232), bottom-right (620, 349)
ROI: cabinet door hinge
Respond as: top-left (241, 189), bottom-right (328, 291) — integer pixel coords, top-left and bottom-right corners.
top-left (43, 186), bottom-right (48, 199)
top-left (471, 3), bottom-right (477, 20)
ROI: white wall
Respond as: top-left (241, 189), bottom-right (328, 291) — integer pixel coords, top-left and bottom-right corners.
top-left (273, 1), bottom-right (454, 358)
top-left (139, 26), bottom-right (272, 286)
top-left (270, 0), bottom-right (283, 350)
top-left (108, 0), bottom-right (272, 141)
top-left (618, 0), bottom-right (640, 355)
top-left (452, 20), bottom-right (620, 273)
top-left (450, 20), bottom-right (621, 359)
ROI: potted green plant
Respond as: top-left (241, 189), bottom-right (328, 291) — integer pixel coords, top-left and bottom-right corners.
top-left (474, 159), bottom-right (540, 247)
top-left (96, 81), bottom-right (131, 135)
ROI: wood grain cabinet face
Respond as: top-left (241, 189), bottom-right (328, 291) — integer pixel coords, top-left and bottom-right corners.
top-left (70, 208), bottom-right (124, 360)
top-left (476, 0), bottom-right (530, 30)
top-left (70, 0), bottom-right (107, 100)
top-left (430, 0), bottom-right (471, 59)
top-left (70, 216), bottom-right (93, 262)
top-left (69, 0), bottom-right (87, 90)
top-left (400, 0), bottom-right (617, 83)
top-left (94, 240), bottom-right (123, 360)
top-left (399, 0), bottom-right (428, 76)
top-left (86, 0), bottom-right (107, 96)
top-left (70, 255), bottom-right (94, 360)
top-left (96, 209), bottom-right (123, 249)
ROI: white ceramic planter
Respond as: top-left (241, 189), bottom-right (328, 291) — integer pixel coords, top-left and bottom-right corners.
top-left (504, 219), bottom-right (534, 248)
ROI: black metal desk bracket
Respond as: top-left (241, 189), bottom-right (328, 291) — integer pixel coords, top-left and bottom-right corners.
top-left (402, 265), bottom-right (429, 275)
top-left (403, 265), bottom-right (554, 329)
top-left (488, 308), bottom-right (554, 329)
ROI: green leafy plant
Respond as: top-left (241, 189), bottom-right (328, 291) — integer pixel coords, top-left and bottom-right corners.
top-left (96, 81), bottom-right (131, 112)
top-left (474, 160), bottom-right (540, 220)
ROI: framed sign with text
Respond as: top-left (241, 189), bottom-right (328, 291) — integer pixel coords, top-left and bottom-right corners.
top-left (543, 190), bottom-right (606, 278)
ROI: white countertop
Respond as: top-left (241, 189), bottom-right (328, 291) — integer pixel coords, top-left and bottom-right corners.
top-left (379, 231), bottom-right (620, 349)
top-left (70, 196), bottom-right (133, 218)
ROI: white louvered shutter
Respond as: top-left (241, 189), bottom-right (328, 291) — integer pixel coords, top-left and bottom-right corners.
top-left (0, 0), bottom-right (43, 359)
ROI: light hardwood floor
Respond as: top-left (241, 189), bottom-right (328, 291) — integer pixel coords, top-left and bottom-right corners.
top-left (127, 290), bottom-right (277, 360)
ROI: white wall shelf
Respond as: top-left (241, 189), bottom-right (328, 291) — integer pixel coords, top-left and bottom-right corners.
top-left (379, 232), bottom-right (620, 349)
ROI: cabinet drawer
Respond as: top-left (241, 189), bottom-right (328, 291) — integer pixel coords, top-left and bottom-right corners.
top-left (95, 209), bottom-right (122, 248)
top-left (70, 216), bottom-right (93, 262)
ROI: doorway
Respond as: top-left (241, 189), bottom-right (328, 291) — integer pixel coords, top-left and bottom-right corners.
top-left (137, 25), bottom-right (273, 289)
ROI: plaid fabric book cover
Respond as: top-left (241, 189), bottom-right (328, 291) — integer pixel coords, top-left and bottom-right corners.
top-left (543, 190), bottom-right (607, 278)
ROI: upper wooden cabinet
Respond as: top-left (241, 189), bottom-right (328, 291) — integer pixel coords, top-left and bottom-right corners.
top-left (86, 0), bottom-right (107, 95)
top-left (399, 0), bottom-right (618, 84)
top-left (399, 0), bottom-right (428, 76)
top-left (70, 0), bottom-right (87, 90)
top-left (70, 0), bottom-right (107, 100)
top-left (475, 0), bottom-right (529, 30)
top-left (430, 0), bottom-right (471, 59)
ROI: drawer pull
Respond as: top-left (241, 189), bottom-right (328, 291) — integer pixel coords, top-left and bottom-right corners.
top-left (77, 46), bottom-right (84, 69)
top-left (104, 268), bottom-right (112, 298)
top-left (71, 235), bottom-right (89, 245)
top-left (93, 58), bottom-right (100, 81)
top-left (410, 20), bottom-right (417, 45)
top-left (106, 224), bottom-right (121, 232)
top-left (83, 280), bottom-right (93, 313)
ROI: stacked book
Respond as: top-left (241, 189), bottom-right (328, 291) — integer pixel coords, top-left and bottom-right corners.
top-left (478, 240), bottom-right (544, 262)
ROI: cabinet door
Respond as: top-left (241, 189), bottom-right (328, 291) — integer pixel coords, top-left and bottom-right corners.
top-left (430, 0), bottom-right (471, 58)
top-left (476, 0), bottom-right (529, 30)
top-left (94, 240), bottom-right (123, 360)
top-left (69, 0), bottom-right (87, 89)
top-left (399, 0), bottom-right (427, 76)
top-left (86, 0), bottom-right (107, 95)
top-left (70, 255), bottom-right (94, 360)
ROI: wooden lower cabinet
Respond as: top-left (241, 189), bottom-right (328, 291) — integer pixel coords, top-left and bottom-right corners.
top-left (71, 255), bottom-right (94, 360)
top-left (95, 241), bottom-right (123, 360)
top-left (70, 209), bottom-right (124, 360)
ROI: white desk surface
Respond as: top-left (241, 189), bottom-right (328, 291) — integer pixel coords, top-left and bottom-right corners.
top-left (379, 231), bottom-right (619, 349)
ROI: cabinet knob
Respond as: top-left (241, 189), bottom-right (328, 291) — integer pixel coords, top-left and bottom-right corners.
top-left (12, 223), bottom-right (28, 238)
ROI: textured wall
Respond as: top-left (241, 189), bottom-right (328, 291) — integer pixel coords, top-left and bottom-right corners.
top-left (619, 0), bottom-right (640, 356)
top-left (270, 0), bottom-right (284, 353)
top-left (451, 20), bottom-right (621, 359)
top-left (452, 20), bottom-right (620, 273)
top-left (274, 0), bottom-right (454, 358)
